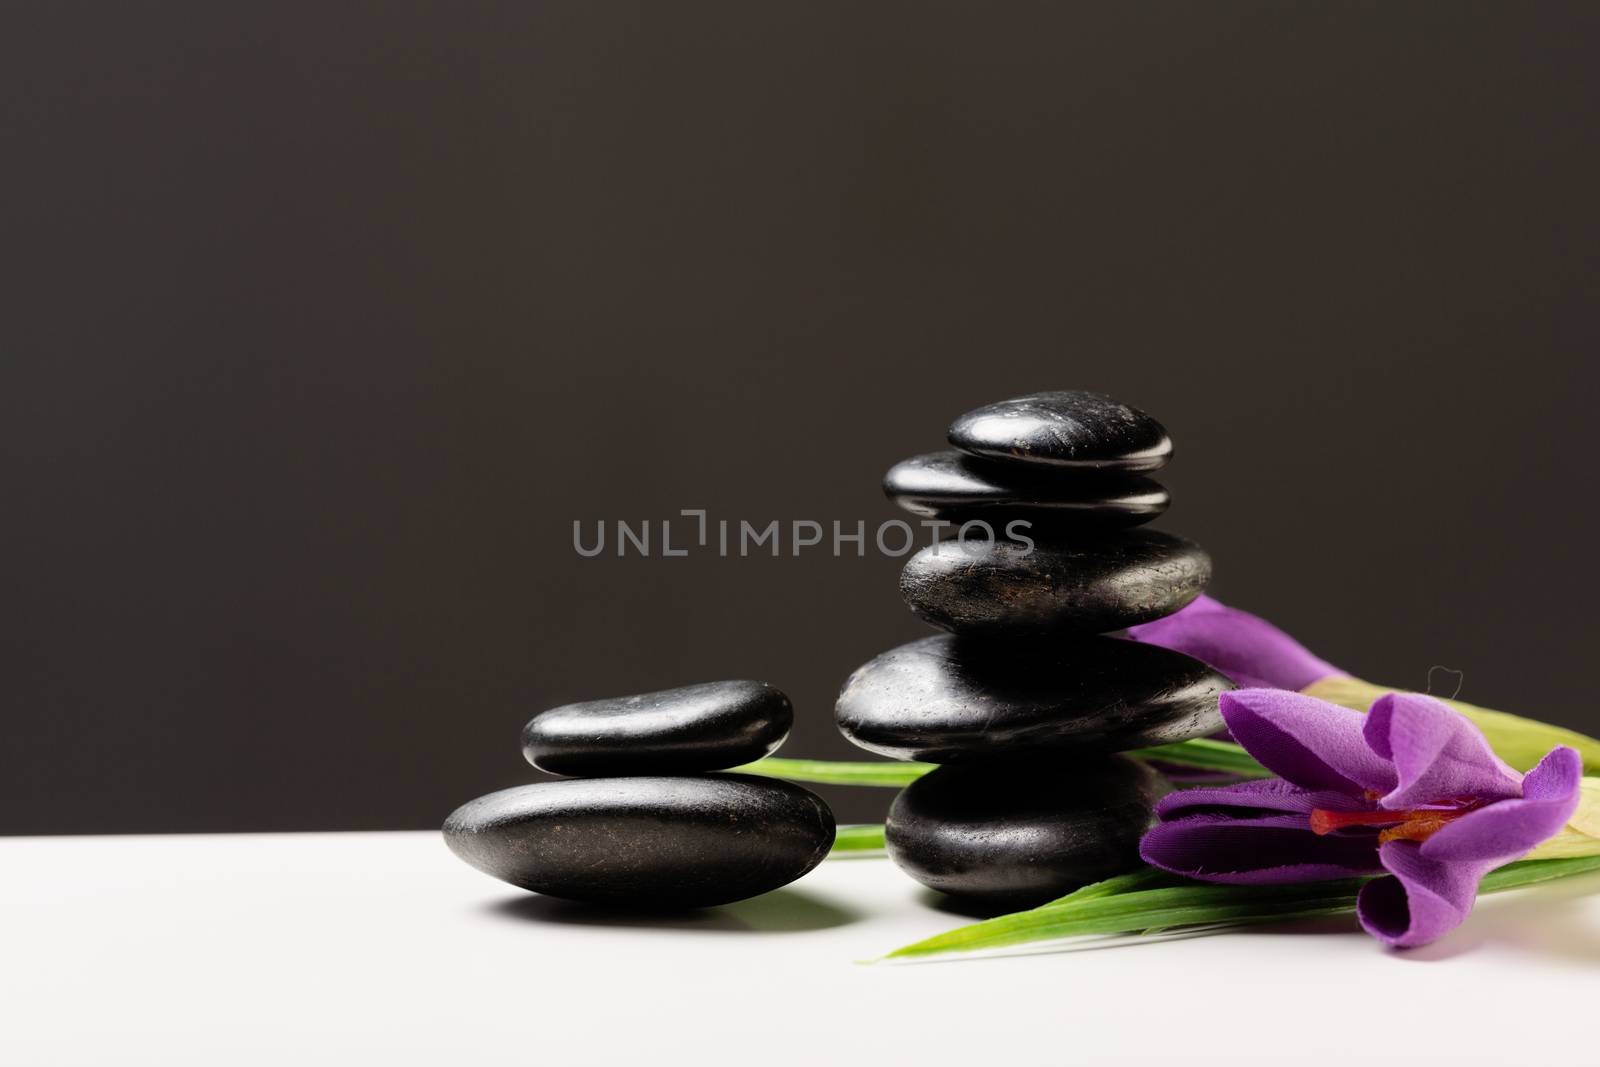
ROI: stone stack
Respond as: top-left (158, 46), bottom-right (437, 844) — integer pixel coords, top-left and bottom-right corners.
top-left (838, 391), bottom-right (1232, 908)
top-left (444, 681), bottom-right (836, 907)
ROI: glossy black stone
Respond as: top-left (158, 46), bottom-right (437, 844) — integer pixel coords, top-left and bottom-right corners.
top-left (886, 757), bottom-right (1160, 907)
top-left (882, 451), bottom-right (1169, 526)
top-left (948, 390), bottom-right (1172, 472)
top-left (835, 633), bottom-right (1230, 761)
top-left (899, 530), bottom-right (1210, 635)
top-left (521, 680), bottom-right (792, 776)
top-left (442, 776), bottom-right (836, 907)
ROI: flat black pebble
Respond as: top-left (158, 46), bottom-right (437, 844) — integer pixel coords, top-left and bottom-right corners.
top-left (835, 633), bottom-right (1230, 761)
top-left (948, 390), bottom-right (1172, 472)
top-left (521, 680), bottom-right (792, 776)
top-left (899, 530), bottom-right (1210, 635)
top-left (887, 757), bottom-right (1160, 907)
top-left (882, 451), bottom-right (1169, 527)
top-left (442, 776), bottom-right (836, 908)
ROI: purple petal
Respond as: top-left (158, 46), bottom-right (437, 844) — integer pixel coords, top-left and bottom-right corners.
top-left (1156, 777), bottom-right (1362, 820)
top-left (1125, 595), bottom-right (1344, 691)
top-left (1140, 813), bottom-right (1383, 884)
top-left (1363, 693), bottom-right (1522, 809)
top-left (1522, 745), bottom-right (1584, 802)
top-left (1420, 746), bottom-right (1582, 863)
top-left (1359, 840), bottom-right (1492, 948)
top-left (1220, 690), bottom-right (1398, 796)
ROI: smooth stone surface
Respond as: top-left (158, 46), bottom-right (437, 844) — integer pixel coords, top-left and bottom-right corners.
top-left (886, 757), bottom-right (1161, 906)
top-left (521, 680), bottom-right (792, 776)
top-left (948, 390), bottom-right (1172, 472)
top-left (835, 633), bottom-right (1230, 761)
top-left (442, 776), bottom-right (835, 908)
top-left (899, 530), bottom-right (1210, 635)
top-left (882, 451), bottom-right (1169, 526)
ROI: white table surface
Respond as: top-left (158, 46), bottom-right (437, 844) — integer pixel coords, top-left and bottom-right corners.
top-left (4, 831), bottom-right (1597, 1065)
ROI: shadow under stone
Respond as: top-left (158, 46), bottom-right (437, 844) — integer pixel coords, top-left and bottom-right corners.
top-left (918, 887), bottom-right (1040, 920)
top-left (485, 885), bottom-right (861, 934)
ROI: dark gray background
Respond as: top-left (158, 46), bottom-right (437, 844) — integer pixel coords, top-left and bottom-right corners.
top-left (5, 2), bottom-right (1597, 834)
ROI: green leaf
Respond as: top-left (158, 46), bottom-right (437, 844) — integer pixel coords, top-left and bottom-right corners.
top-left (731, 757), bottom-right (933, 787)
top-left (1526, 777), bottom-right (1600, 859)
top-left (881, 855), bottom-right (1600, 961)
top-left (1128, 738), bottom-right (1272, 778)
top-left (830, 823), bottom-right (886, 854)
top-left (736, 739), bottom-right (1269, 790)
top-left (1477, 855), bottom-right (1600, 891)
top-left (1032, 866), bottom-right (1176, 907)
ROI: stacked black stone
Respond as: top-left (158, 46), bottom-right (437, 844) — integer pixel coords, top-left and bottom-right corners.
top-left (839, 391), bottom-right (1233, 908)
top-left (443, 681), bottom-right (836, 908)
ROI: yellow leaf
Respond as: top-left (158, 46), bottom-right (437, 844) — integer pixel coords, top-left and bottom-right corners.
top-left (1526, 778), bottom-right (1600, 860)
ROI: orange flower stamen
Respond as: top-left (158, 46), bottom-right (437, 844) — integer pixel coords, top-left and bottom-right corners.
top-left (1309, 805), bottom-right (1475, 843)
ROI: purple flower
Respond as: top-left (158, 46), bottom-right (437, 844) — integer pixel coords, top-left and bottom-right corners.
top-left (1125, 594), bottom-right (1344, 691)
top-left (1139, 688), bottom-right (1582, 947)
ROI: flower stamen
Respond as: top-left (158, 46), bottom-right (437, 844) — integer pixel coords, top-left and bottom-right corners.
top-left (1309, 805), bottom-right (1475, 842)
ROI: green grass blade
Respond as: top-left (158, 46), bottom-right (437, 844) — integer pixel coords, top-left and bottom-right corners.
top-left (736, 742), bottom-right (1266, 787)
top-left (882, 855), bottom-right (1600, 961)
top-left (830, 824), bottom-right (886, 853)
top-left (1033, 867), bottom-right (1177, 908)
top-left (1477, 854), bottom-right (1600, 892)
top-left (735, 744), bottom-right (1263, 786)
top-left (884, 878), bottom-right (1366, 960)
top-left (732, 757), bottom-right (933, 787)
top-left (1130, 738), bottom-right (1272, 778)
